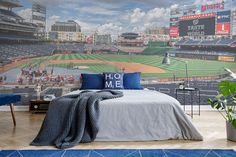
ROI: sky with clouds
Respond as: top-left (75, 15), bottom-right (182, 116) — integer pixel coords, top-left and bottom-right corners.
top-left (15, 0), bottom-right (235, 35)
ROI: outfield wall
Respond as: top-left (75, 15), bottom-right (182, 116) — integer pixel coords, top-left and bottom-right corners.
top-left (175, 53), bottom-right (236, 62)
top-left (176, 53), bottom-right (219, 60)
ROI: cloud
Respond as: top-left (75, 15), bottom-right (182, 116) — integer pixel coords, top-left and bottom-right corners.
top-left (74, 20), bottom-right (97, 34)
top-left (49, 15), bottom-right (61, 20)
top-left (29, 0), bottom-right (185, 8)
top-left (92, 23), bottom-right (123, 39)
top-left (194, 0), bottom-right (225, 5)
top-left (28, 0), bottom-right (71, 6)
top-left (98, 23), bottom-right (123, 34)
top-left (91, 0), bottom-right (185, 8)
top-left (119, 7), bottom-right (170, 32)
top-left (79, 6), bottom-right (119, 16)
top-left (76, 6), bottom-right (171, 34)
top-left (130, 8), bottom-right (145, 23)
top-left (146, 7), bottom-right (170, 21)
top-left (46, 15), bottom-right (61, 31)
top-left (21, 0), bottom-right (185, 35)
top-left (17, 8), bottom-right (32, 22)
top-left (170, 4), bottom-right (179, 10)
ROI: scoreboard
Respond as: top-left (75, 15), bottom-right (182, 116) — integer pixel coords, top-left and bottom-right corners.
top-left (179, 17), bottom-right (215, 37)
top-left (169, 2), bottom-right (234, 38)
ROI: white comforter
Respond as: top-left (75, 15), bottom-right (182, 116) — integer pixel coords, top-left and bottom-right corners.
top-left (68, 89), bottom-right (203, 141)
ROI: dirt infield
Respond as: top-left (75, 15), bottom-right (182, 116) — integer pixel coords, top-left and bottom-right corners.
top-left (48, 60), bottom-right (165, 73)
top-left (0, 59), bottom-right (29, 73)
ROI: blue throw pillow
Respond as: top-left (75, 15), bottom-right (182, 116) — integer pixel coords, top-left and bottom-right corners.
top-left (123, 72), bottom-right (143, 89)
top-left (80, 73), bottom-right (104, 89)
top-left (104, 73), bottom-right (124, 89)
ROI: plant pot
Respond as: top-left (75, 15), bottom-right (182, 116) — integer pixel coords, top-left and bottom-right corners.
top-left (226, 121), bottom-right (236, 142)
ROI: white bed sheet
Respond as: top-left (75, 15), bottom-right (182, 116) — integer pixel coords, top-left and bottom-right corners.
top-left (68, 89), bottom-right (203, 141)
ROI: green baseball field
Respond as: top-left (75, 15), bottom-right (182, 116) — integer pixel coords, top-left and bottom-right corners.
top-left (20, 53), bottom-right (236, 79)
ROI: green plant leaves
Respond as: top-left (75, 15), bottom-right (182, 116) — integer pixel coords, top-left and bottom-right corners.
top-left (208, 98), bottom-right (226, 110)
top-left (232, 119), bottom-right (236, 129)
top-left (233, 96), bottom-right (236, 104)
top-left (209, 80), bottom-right (236, 123)
top-left (219, 80), bottom-right (236, 96)
top-left (228, 108), bottom-right (233, 113)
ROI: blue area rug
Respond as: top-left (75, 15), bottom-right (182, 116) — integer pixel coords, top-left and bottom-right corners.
top-left (0, 149), bottom-right (236, 157)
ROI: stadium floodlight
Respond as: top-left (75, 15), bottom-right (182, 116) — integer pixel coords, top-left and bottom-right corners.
top-left (162, 53), bottom-right (189, 87)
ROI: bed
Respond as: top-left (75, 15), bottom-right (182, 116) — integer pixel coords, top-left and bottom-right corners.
top-left (67, 89), bottom-right (203, 142)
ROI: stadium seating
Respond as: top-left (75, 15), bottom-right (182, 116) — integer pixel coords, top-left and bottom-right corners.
top-left (0, 44), bottom-right (57, 66)
top-left (57, 43), bottom-right (84, 52)
top-left (142, 80), bottom-right (222, 105)
top-left (0, 34), bottom-right (37, 40)
top-left (175, 39), bottom-right (188, 46)
top-left (0, 43), bottom-right (95, 66)
top-left (84, 44), bottom-right (118, 52)
top-left (3, 87), bottom-right (63, 106)
top-left (185, 39), bottom-right (201, 45)
top-left (115, 46), bottom-right (146, 53)
top-left (40, 88), bottom-right (63, 99)
top-left (171, 49), bottom-right (235, 56)
top-left (217, 38), bottom-right (236, 45)
top-left (175, 38), bottom-right (236, 47)
top-left (200, 39), bottom-right (220, 45)
top-left (12, 87), bottom-right (37, 106)
top-left (230, 41), bottom-right (236, 47)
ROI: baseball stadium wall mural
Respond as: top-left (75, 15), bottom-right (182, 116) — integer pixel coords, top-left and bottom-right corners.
top-left (0, 0), bottom-right (236, 107)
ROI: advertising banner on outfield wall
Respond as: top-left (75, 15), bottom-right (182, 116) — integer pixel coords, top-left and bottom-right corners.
top-left (216, 23), bottom-right (231, 35)
top-left (217, 10), bottom-right (231, 23)
top-left (218, 56), bottom-right (235, 62)
top-left (169, 27), bottom-right (179, 37)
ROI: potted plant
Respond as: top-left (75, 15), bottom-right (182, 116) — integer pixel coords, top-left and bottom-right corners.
top-left (208, 80), bottom-right (236, 141)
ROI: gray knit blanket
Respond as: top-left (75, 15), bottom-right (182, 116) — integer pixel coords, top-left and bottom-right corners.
top-left (31, 90), bottom-right (123, 149)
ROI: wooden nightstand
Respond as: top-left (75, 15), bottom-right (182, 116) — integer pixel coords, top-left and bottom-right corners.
top-left (29, 100), bottom-right (51, 113)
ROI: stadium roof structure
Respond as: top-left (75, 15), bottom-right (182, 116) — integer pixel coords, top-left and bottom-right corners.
top-left (0, 8), bottom-right (23, 20)
top-left (0, 0), bottom-right (22, 8)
